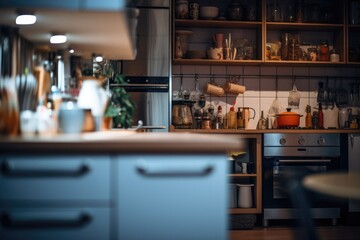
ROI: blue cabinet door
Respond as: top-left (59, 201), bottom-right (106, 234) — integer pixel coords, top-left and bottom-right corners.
top-left (116, 154), bottom-right (228, 240)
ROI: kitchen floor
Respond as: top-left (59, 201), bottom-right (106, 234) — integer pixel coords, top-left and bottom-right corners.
top-left (230, 226), bottom-right (360, 240)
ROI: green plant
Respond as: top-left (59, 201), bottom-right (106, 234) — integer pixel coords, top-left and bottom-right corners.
top-left (104, 73), bottom-right (135, 129)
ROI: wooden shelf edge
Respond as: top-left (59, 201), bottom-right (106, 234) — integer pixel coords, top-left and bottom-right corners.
top-left (175, 19), bottom-right (262, 28)
top-left (173, 59), bottom-right (263, 65)
top-left (229, 208), bottom-right (261, 214)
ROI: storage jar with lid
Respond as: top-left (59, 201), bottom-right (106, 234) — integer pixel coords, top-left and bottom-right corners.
top-left (176, 0), bottom-right (189, 19)
top-left (228, 0), bottom-right (244, 21)
top-left (330, 49), bottom-right (340, 62)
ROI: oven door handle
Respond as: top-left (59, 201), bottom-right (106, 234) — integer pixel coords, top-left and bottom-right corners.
top-left (278, 159), bottom-right (332, 163)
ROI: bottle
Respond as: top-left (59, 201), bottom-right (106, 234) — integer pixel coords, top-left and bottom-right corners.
top-left (216, 106), bottom-right (224, 129)
top-left (256, 111), bottom-right (267, 129)
top-left (227, 106), bottom-right (237, 129)
top-left (201, 110), bottom-right (211, 129)
top-left (237, 107), bottom-right (244, 129)
top-left (296, 0), bottom-right (304, 22)
top-left (318, 103), bottom-right (324, 129)
top-left (319, 40), bottom-right (330, 61)
top-left (305, 105), bottom-right (312, 129)
top-left (312, 111), bottom-right (319, 129)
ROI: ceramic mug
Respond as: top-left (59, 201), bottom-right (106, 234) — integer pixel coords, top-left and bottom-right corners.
top-left (58, 102), bottom-right (85, 134)
top-left (207, 47), bottom-right (223, 60)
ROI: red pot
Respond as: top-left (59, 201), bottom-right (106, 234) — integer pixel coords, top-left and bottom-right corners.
top-left (276, 108), bottom-right (303, 128)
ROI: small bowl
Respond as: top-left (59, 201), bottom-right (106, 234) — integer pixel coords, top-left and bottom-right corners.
top-left (186, 50), bottom-right (206, 59)
top-left (200, 6), bottom-right (219, 20)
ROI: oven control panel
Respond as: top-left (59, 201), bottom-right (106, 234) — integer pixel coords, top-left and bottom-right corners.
top-left (263, 133), bottom-right (341, 157)
top-left (264, 133), bottom-right (340, 147)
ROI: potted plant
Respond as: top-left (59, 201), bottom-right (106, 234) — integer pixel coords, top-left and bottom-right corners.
top-left (103, 72), bottom-right (135, 129)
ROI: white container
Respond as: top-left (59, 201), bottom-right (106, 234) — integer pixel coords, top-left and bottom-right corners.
top-left (237, 184), bottom-right (254, 208)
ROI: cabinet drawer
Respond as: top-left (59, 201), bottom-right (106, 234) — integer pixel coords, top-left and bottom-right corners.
top-left (0, 207), bottom-right (110, 240)
top-left (0, 155), bottom-right (111, 201)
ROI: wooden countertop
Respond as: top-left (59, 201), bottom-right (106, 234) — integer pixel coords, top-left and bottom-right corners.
top-left (172, 128), bottom-right (360, 134)
top-left (0, 131), bottom-right (242, 154)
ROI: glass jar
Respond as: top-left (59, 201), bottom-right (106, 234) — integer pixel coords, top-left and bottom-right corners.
top-left (176, 0), bottom-right (189, 19)
top-left (307, 47), bottom-right (317, 61)
top-left (319, 40), bottom-right (330, 61)
top-left (201, 111), bottom-right (211, 129)
top-left (228, 0), bottom-right (244, 21)
top-left (330, 49), bottom-right (340, 62)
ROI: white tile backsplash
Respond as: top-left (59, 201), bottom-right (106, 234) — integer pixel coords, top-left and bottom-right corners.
top-left (172, 64), bottom-right (360, 129)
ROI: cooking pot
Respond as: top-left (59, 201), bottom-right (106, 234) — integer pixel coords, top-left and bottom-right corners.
top-left (276, 108), bottom-right (303, 128)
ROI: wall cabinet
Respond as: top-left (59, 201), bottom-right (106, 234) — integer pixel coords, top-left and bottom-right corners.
top-left (173, 0), bottom-right (359, 65)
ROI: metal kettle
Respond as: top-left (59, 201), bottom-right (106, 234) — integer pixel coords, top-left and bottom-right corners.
top-left (239, 107), bottom-right (256, 129)
top-left (172, 100), bottom-right (195, 129)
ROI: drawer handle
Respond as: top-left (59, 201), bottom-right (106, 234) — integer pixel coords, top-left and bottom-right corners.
top-left (136, 164), bottom-right (213, 177)
top-left (1, 161), bottom-right (90, 177)
top-left (1, 211), bottom-right (91, 229)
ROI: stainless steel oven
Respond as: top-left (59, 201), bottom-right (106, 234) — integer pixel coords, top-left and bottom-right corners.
top-left (262, 133), bottom-right (342, 227)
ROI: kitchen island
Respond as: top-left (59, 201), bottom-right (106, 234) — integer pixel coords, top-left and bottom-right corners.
top-left (0, 132), bottom-right (240, 240)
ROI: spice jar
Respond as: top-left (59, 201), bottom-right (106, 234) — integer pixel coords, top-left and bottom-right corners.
top-left (319, 40), bottom-right (330, 61)
top-left (330, 49), bottom-right (340, 62)
top-left (201, 111), bottom-right (211, 129)
top-left (307, 47), bottom-right (317, 61)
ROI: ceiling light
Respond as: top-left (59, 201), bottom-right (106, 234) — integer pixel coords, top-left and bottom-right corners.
top-left (16, 14), bottom-right (36, 25)
top-left (95, 55), bottom-right (103, 62)
top-left (69, 48), bottom-right (75, 54)
top-left (50, 34), bottom-right (67, 44)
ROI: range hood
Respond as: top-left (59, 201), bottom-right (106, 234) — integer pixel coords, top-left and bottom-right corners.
top-left (0, 0), bottom-right (138, 60)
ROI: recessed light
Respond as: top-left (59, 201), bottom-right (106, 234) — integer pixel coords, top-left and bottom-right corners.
top-left (69, 48), bottom-right (75, 54)
top-left (95, 56), bottom-right (103, 62)
top-left (50, 34), bottom-right (67, 44)
top-left (16, 14), bottom-right (37, 25)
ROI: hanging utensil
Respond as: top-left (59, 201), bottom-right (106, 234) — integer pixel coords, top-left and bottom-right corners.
top-left (268, 76), bottom-right (280, 115)
top-left (288, 77), bottom-right (300, 109)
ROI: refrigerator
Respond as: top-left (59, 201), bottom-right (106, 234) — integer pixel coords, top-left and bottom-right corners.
top-left (111, 0), bottom-right (171, 132)
top-left (348, 134), bottom-right (360, 212)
